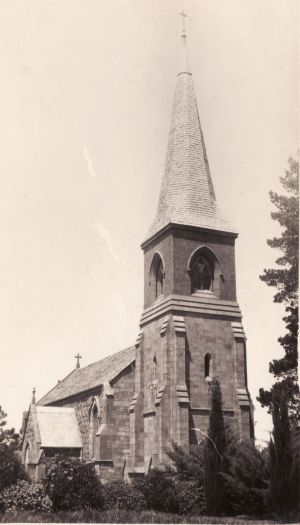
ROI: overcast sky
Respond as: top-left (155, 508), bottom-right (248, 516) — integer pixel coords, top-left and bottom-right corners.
top-left (0, 0), bottom-right (298, 444)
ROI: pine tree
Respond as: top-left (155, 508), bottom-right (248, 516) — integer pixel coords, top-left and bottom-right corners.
top-left (258, 157), bottom-right (299, 420)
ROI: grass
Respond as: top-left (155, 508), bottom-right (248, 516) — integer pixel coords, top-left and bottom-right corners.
top-left (0, 510), bottom-right (287, 524)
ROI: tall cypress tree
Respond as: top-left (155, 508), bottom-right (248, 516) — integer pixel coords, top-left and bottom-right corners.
top-left (269, 386), bottom-right (296, 514)
top-left (204, 379), bottom-right (226, 514)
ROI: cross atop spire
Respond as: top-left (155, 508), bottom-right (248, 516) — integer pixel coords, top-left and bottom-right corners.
top-left (180, 11), bottom-right (187, 36)
top-left (75, 353), bottom-right (82, 369)
top-left (32, 387), bottom-right (36, 404)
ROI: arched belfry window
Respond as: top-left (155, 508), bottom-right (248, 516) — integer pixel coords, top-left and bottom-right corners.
top-left (204, 353), bottom-right (212, 379)
top-left (191, 255), bottom-right (212, 292)
top-left (89, 402), bottom-right (99, 460)
top-left (149, 253), bottom-right (164, 303)
top-left (188, 248), bottom-right (216, 294)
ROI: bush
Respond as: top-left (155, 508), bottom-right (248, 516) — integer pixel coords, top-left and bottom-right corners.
top-left (176, 481), bottom-right (206, 516)
top-left (0, 480), bottom-right (52, 513)
top-left (136, 468), bottom-right (179, 514)
top-left (102, 480), bottom-right (146, 511)
top-left (43, 456), bottom-right (102, 511)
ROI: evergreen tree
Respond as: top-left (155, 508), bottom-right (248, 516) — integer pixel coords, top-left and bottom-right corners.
top-left (268, 386), bottom-right (295, 514)
top-left (258, 157), bottom-right (299, 420)
top-left (204, 378), bottom-right (226, 514)
top-left (0, 406), bottom-right (25, 491)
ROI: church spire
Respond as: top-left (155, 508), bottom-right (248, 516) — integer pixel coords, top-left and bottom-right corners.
top-left (147, 17), bottom-right (235, 240)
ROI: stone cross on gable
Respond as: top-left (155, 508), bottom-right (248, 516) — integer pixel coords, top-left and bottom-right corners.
top-left (75, 353), bottom-right (82, 369)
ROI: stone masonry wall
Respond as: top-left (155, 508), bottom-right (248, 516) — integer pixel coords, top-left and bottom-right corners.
top-left (143, 227), bottom-right (237, 308)
top-left (172, 229), bottom-right (237, 301)
top-left (110, 365), bottom-right (135, 477)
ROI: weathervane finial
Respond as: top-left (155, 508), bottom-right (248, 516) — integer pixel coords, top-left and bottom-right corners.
top-left (180, 11), bottom-right (187, 36)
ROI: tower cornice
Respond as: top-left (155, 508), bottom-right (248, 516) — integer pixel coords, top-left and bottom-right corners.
top-left (141, 222), bottom-right (238, 251)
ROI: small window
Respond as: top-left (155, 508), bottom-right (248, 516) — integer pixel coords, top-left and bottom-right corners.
top-left (156, 260), bottom-right (164, 298)
top-left (191, 256), bottom-right (212, 293)
top-left (153, 356), bottom-right (157, 382)
top-left (204, 353), bottom-right (212, 379)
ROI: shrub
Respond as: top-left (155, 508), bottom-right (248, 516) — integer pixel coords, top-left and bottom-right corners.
top-left (43, 455), bottom-right (102, 511)
top-left (176, 481), bottom-right (206, 515)
top-left (102, 480), bottom-right (146, 511)
top-left (166, 441), bottom-right (205, 483)
top-left (137, 468), bottom-right (179, 514)
top-left (0, 480), bottom-right (52, 513)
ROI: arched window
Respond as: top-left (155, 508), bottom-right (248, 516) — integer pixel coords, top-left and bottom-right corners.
top-left (149, 253), bottom-right (164, 302)
top-left (90, 403), bottom-right (99, 459)
top-left (190, 255), bottom-right (212, 293)
top-left (204, 353), bottom-right (212, 379)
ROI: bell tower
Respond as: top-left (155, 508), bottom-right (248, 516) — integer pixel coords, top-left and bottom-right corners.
top-left (128, 19), bottom-right (253, 477)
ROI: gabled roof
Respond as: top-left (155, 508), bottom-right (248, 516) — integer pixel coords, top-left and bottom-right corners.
top-left (148, 32), bottom-right (235, 240)
top-left (39, 346), bottom-right (136, 406)
top-left (36, 406), bottom-right (82, 448)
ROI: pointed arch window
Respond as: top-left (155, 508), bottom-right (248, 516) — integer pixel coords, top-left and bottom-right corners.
top-left (190, 255), bottom-right (212, 293)
top-left (149, 253), bottom-right (164, 303)
top-left (24, 443), bottom-right (30, 472)
top-left (89, 403), bottom-right (99, 460)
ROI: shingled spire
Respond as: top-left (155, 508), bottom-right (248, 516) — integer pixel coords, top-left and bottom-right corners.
top-left (148, 19), bottom-right (235, 239)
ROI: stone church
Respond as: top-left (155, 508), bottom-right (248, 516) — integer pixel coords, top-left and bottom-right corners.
top-left (21, 26), bottom-right (254, 482)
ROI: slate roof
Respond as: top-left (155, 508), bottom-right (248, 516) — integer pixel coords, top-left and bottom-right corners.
top-left (36, 406), bottom-right (82, 448)
top-left (148, 33), bottom-right (236, 239)
top-left (39, 346), bottom-right (136, 405)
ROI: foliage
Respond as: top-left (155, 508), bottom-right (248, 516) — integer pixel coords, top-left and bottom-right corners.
top-left (102, 480), bottom-right (146, 511)
top-left (258, 157), bottom-right (299, 420)
top-left (0, 406), bottom-right (20, 450)
top-left (166, 441), bottom-right (205, 483)
top-left (204, 378), bottom-right (227, 514)
top-left (43, 455), bottom-right (102, 511)
top-left (176, 481), bottom-right (206, 516)
top-left (260, 158), bottom-right (298, 304)
top-left (0, 446), bottom-right (26, 493)
top-left (0, 406), bottom-right (26, 492)
top-left (136, 468), bottom-right (179, 514)
top-left (219, 427), bottom-right (269, 515)
top-left (0, 480), bottom-right (52, 513)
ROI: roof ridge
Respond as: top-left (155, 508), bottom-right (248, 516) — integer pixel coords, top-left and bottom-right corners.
top-left (75, 345), bottom-right (135, 373)
top-left (39, 345), bottom-right (136, 406)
